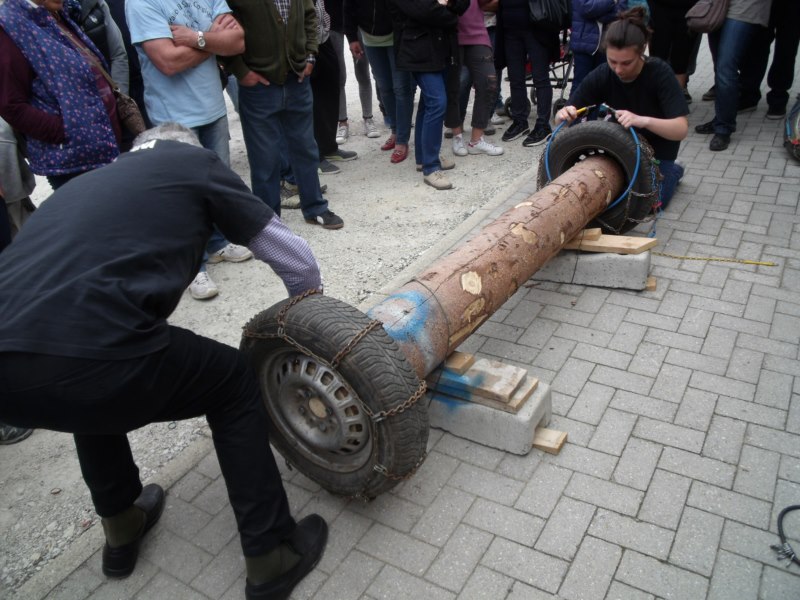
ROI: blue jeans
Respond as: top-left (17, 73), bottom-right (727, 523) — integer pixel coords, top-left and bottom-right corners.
top-left (570, 51), bottom-right (605, 101)
top-left (658, 159), bottom-right (684, 210)
top-left (226, 75), bottom-right (240, 113)
top-left (364, 44), bottom-right (413, 145)
top-left (709, 18), bottom-right (762, 135)
top-left (191, 116), bottom-right (231, 270)
top-left (191, 115), bottom-right (231, 166)
top-left (237, 78), bottom-right (328, 219)
top-left (413, 70), bottom-right (448, 175)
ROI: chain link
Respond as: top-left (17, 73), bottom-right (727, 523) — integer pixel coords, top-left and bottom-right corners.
top-left (595, 140), bottom-right (660, 234)
top-left (331, 319), bottom-right (383, 368)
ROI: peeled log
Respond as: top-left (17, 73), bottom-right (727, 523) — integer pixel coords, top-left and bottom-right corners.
top-left (368, 155), bottom-right (626, 379)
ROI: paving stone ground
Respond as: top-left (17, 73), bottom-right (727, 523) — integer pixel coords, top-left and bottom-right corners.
top-left (14, 53), bottom-right (800, 600)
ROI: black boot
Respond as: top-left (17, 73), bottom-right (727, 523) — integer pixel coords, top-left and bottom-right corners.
top-left (245, 514), bottom-right (328, 600)
top-left (101, 483), bottom-right (165, 578)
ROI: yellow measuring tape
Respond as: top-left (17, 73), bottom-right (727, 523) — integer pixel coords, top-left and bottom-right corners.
top-left (652, 252), bottom-right (777, 267)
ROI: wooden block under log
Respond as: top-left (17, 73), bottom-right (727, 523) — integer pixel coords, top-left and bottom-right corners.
top-left (443, 351), bottom-right (476, 375)
top-left (427, 358), bottom-right (528, 406)
top-left (428, 371), bottom-right (538, 414)
top-left (563, 234), bottom-right (657, 255)
top-left (646, 276), bottom-right (657, 291)
top-left (569, 227), bottom-right (602, 242)
top-left (505, 375), bottom-right (539, 413)
top-left (533, 427), bottom-right (567, 454)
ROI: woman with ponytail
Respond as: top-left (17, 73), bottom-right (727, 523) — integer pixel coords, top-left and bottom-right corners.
top-left (554, 7), bottom-right (689, 209)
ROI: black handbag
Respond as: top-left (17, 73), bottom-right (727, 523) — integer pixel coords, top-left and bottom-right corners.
top-left (529, 0), bottom-right (571, 31)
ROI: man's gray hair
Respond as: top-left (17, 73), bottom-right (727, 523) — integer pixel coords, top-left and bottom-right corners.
top-left (132, 123), bottom-right (202, 148)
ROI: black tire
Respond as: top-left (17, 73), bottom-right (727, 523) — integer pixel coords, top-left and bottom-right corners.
top-left (552, 98), bottom-right (567, 119)
top-left (504, 97), bottom-right (513, 119)
top-left (536, 120), bottom-right (658, 234)
top-left (240, 294), bottom-right (429, 499)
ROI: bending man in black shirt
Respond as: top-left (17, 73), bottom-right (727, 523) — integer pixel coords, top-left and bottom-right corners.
top-left (0, 125), bottom-right (327, 600)
top-left (555, 7), bottom-right (689, 210)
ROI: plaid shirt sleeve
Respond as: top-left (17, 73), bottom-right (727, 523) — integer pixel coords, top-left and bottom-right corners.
top-left (249, 217), bottom-right (323, 296)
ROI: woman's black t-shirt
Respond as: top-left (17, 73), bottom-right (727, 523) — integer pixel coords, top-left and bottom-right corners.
top-left (571, 56), bottom-right (689, 161)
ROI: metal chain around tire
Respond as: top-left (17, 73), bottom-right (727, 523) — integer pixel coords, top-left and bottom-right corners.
top-left (537, 120), bottom-right (659, 234)
top-left (240, 294), bottom-right (429, 499)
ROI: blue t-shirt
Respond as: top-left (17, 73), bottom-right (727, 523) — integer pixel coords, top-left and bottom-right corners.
top-left (126, 0), bottom-right (229, 127)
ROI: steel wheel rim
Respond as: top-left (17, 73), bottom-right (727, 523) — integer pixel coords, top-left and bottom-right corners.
top-left (259, 348), bottom-right (374, 473)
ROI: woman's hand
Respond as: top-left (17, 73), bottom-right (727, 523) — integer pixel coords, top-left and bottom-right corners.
top-left (614, 109), bottom-right (648, 130)
top-left (555, 105), bottom-right (578, 124)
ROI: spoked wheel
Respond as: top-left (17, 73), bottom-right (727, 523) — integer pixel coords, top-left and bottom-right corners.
top-left (241, 294), bottom-right (429, 499)
top-left (263, 350), bottom-right (374, 474)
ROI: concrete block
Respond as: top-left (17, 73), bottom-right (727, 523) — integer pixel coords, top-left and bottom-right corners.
top-left (532, 250), bottom-right (651, 290)
top-left (428, 379), bottom-right (551, 455)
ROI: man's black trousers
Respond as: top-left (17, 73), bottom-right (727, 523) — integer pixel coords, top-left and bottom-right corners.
top-left (0, 326), bottom-right (295, 556)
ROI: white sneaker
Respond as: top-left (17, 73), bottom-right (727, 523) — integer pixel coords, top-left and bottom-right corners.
top-left (207, 243), bottom-right (253, 264)
top-left (423, 170), bottom-right (453, 190)
top-left (189, 271), bottom-right (219, 300)
top-left (452, 134), bottom-right (468, 156)
top-left (364, 117), bottom-right (380, 138)
top-left (467, 137), bottom-right (504, 156)
top-left (335, 122), bottom-right (349, 144)
top-left (490, 114), bottom-right (506, 125)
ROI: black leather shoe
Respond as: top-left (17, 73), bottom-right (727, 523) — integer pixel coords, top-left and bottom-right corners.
top-left (245, 514), bottom-right (328, 600)
top-left (102, 483), bottom-right (165, 578)
top-left (695, 120), bottom-right (714, 134)
top-left (709, 134), bottom-right (730, 151)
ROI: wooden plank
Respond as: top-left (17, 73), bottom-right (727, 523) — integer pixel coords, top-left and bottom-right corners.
top-left (646, 276), bottom-right (657, 291)
top-left (569, 227), bottom-right (602, 242)
top-left (429, 374), bottom-right (538, 414)
top-left (443, 351), bottom-right (475, 375)
top-left (505, 376), bottom-right (539, 413)
top-left (533, 428), bottom-right (567, 454)
top-left (427, 358), bottom-right (527, 404)
top-left (562, 234), bottom-right (657, 255)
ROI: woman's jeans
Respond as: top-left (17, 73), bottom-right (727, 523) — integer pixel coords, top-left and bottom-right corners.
top-left (413, 69), bottom-right (448, 175)
top-left (658, 159), bottom-right (684, 210)
top-left (570, 51), bottom-right (605, 101)
top-left (363, 44), bottom-right (414, 145)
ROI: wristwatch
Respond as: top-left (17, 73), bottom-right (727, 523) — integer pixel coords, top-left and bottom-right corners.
top-left (306, 54), bottom-right (316, 65)
top-left (197, 31), bottom-right (206, 49)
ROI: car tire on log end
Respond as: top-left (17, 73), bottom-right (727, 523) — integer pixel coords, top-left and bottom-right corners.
top-left (240, 294), bottom-right (429, 499)
top-left (537, 120), bottom-right (658, 234)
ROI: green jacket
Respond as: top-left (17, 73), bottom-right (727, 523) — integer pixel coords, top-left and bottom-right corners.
top-left (224, 0), bottom-right (318, 85)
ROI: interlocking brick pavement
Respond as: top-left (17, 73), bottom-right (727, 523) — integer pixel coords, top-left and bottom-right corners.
top-left (15, 47), bottom-right (800, 600)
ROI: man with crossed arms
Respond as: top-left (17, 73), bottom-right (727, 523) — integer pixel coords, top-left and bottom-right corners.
top-left (126, 0), bottom-right (252, 300)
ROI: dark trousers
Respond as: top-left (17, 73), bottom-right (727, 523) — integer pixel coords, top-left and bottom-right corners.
top-left (311, 38), bottom-right (341, 158)
top-left (0, 194), bottom-right (11, 252)
top-left (504, 28), bottom-right (552, 127)
top-left (648, 0), bottom-right (698, 75)
top-left (739, 0), bottom-right (800, 111)
top-left (0, 326), bottom-right (295, 556)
